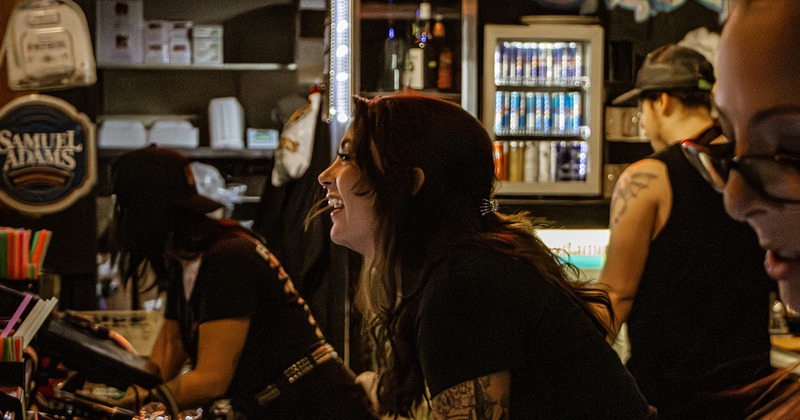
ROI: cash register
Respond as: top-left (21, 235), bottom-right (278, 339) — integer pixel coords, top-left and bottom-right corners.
top-left (1, 285), bottom-right (174, 419)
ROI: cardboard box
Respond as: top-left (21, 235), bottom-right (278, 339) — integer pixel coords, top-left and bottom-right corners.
top-left (143, 20), bottom-right (169, 64)
top-left (95, 0), bottom-right (144, 64)
top-left (192, 24), bottom-right (223, 65)
top-left (169, 21), bottom-right (193, 65)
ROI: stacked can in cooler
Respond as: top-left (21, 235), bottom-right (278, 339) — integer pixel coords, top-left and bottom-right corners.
top-left (494, 41), bottom-right (583, 87)
top-left (494, 90), bottom-right (583, 136)
top-left (493, 140), bottom-right (588, 183)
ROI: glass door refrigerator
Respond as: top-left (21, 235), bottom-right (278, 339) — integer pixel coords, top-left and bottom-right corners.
top-left (483, 18), bottom-right (604, 196)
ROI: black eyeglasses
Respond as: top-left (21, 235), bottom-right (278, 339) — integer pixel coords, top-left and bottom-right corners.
top-left (680, 139), bottom-right (800, 203)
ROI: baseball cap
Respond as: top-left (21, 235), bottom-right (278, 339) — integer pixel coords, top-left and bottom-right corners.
top-left (612, 44), bottom-right (715, 105)
top-left (113, 145), bottom-right (224, 214)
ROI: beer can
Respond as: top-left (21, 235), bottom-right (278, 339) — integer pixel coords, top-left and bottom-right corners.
top-left (510, 92), bottom-right (520, 134)
top-left (563, 92), bottom-right (574, 135)
top-left (550, 141), bottom-right (560, 181)
top-left (522, 43), bottom-right (533, 86)
top-left (523, 141), bottom-right (538, 182)
top-left (538, 141), bottom-right (552, 182)
top-left (503, 91), bottom-right (512, 135)
top-left (570, 141), bottom-right (588, 181)
top-left (569, 92), bottom-right (582, 135)
top-left (514, 42), bottom-right (525, 85)
top-left (541, 92), bottom-right (551, 135)
top-left (508, 43), bottom-right (518, 85)
top-left (526, 93), bottom-right (536, 135)
top-left (534, 92), bottom-right (544, 134)
top-left (508, 141), bottom-right (524, 181)
top-left (529, 43), bottom-right (539, 85)
top-left (539, 43), bottom-right (553, 86)
top-left (555, 140), bottom-right (571, 181)
top-left (552, 92), bottom-right (566, 135)
top-left (565, 42), bottom-right (579, 84)
top-left (501, 42), bottom-right (512, 85)
top-left (494, 43), bottom-right (504, 85)
top-left (493, 141), bottom-right (508, 180)
top-left (494, 91), bottom-right (504, 135)
top-left (573, 43), bottom-right (583, 84)
top-left (552, 43), bottom-right (565, 86)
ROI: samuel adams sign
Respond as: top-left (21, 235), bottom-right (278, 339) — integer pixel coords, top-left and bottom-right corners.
top-left (0, 94), bottom-right (96, 215)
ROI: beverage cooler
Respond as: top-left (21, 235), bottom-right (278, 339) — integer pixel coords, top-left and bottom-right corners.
top-left (483, 18), bottom-right (604, 196)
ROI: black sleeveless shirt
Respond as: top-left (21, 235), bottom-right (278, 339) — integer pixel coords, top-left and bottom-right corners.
top-left (625, 143), bottom-right (774, 418)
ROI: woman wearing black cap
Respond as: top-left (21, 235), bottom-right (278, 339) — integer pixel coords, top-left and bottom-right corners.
top-left (108, 145), bottom-right (374, 419)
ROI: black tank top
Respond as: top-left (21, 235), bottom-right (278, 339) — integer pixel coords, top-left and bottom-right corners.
top-left (625, 143), bottom-right (774, 417)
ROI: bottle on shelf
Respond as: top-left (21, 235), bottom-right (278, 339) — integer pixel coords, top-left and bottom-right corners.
top-left (407, 1), bottom-right (432, 90)
top-left (423, 9), bottom-right (441, 90)
top-left (433, 14), bottom-right (453, 92)
top-left (378, 19), bottom-right (408, 92)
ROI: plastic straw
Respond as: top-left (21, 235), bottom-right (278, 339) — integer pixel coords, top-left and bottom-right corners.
top-left (1, 293), bottom-right (32, 338)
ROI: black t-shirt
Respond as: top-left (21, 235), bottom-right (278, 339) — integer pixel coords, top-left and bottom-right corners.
top-left (626, 144), bottom-right (773, 418)
top-left (417, 242), bottom-right (651, 419)
top-left (166, 231), bottom-right (373, 419)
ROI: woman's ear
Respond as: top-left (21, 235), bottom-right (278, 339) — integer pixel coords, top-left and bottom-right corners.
top-left (411, 167), bottom-right (425, 195)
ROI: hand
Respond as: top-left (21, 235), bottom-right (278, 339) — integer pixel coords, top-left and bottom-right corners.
top-left (76, 384), bottom-right (150, 410)
top-left (355, 371), bottom-right (379, 415)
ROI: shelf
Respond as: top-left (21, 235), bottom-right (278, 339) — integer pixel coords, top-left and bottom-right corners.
top-left (495, 180), bottom-right (598, 196)
top-left (605, 136), bottom-right (649, 143)
top-left (360, 89), bottom-right (461, 102)
top-left (98, 147), bottom-right (274, 160)
top-left (97, 62), bottom-right (297, 71)
top-left (498, 198), bottom-right (610, 228)
top-left (494, 134), bottom-right (587, 141)
top-left (359, 3), bottom-right (460, 20)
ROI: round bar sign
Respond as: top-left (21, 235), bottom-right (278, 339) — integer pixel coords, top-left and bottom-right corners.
top-left (0, 94), bottom-right (96, 215)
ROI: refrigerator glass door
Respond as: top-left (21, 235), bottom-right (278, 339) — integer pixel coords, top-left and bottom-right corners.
top-left (484, 23), bottom-right (604, 196)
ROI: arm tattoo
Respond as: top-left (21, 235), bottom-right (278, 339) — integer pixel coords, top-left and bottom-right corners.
top-left (431, 375), bottom-right (510, 420)
top-left (610, 171), bottom-right (658, 227)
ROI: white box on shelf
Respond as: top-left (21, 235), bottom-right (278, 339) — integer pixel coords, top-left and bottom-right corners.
top-left (148, 119), bottom-right (199, 148)
top-left (246, 128), bottom-right (279, 149)
top-left (144, 20), bottom-right (170, 64)
top-left (98, 119), bottom-right (147, 148)
top-left (167, 21), bottom-right (192, 65)
top-left (209, 97), bottom-right (244, 150)
top-left (192, 24), bottom-right (224, 65)
top-left (169, 21), bottom-right (193, 39)
top-left (169, 37), bottom-right (192, 65)
top-left (95, 0), bottom-right (144, 64)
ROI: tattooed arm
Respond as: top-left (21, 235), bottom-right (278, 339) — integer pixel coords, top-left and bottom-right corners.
top-left (596, 159), bottom-right (670, 338)
top-left (431, 372), bottom-right (510, 420)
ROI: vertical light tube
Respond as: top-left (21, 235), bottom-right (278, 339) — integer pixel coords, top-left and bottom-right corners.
top-left (329, 0), bottom-right (352, 157)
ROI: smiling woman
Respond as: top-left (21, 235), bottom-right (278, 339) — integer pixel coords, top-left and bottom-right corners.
top-left (312, 94), bottom-right (653, 419)
top-left (715, 0), bottom-right (800, 314)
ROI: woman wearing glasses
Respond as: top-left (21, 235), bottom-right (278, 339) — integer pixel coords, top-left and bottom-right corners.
top-left (600, 44), bottom-right (774, 418)
top-left (684, 0), bottom-right (800, 316)
top-left (678, 0), bottom-right (800, 415)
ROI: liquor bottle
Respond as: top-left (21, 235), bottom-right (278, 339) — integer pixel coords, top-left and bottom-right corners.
top-left (407, 2), bottom-right (432, 90)
top-left (423, 11), bottom-right (442, 90)
top-left (433, 14), bottom-right (453, 92)
top-left (378, 19), bottom-right (408, 92)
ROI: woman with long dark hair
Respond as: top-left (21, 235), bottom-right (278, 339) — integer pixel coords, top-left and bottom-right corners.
top-left (312, 94), bottom-right (652, 418)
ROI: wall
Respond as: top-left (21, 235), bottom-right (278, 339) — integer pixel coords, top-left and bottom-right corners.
top-left (1, 1), bottom-right (18, 106)
top-left (0, 0), bottom-right (99, 309)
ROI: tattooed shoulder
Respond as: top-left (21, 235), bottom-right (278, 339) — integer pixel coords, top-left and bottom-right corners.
top-left (609, 169), bottom-right (660, 227)
top-left (431, 373), bottom-right (510, 420)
